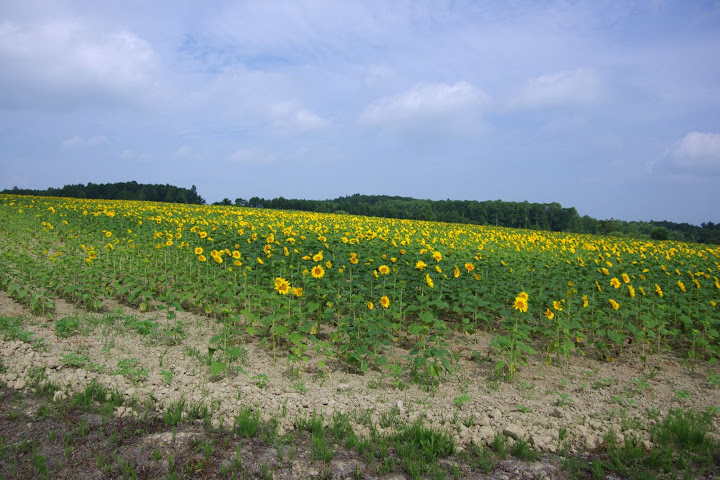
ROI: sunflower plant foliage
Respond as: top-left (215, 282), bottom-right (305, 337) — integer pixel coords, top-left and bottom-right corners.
top-left (1, 194), bottom-right (719, 382)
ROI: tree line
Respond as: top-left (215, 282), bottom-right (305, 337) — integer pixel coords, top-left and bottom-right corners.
top-left (219, 194), bottom-right (720, 244)
top-left (3, 181), bottom-right (205, 205)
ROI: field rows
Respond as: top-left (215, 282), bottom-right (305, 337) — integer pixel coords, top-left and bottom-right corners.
top-left (1, 194), bottom-right (719, 383)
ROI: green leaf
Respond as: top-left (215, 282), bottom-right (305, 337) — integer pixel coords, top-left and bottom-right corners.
top-left (226, 347), bottom-right (243, 359)
top-left (210, 361), bottom-right (226, 377)
top-left (441, 357), bottom-right (451, 373)
top-left (289, 332), bottom-right (304, 346)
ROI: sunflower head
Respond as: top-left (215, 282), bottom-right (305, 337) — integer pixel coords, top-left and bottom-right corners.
top-left (513, 297), bottom-right (528, 313)
top-left (311, 265), bottom-right (325, 278)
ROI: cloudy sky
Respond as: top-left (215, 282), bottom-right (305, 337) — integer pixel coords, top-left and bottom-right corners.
top-left (1, 1), bottom-right (719, 224)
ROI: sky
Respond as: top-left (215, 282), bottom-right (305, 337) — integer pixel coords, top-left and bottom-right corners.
top-left (1, 0), bottom-right (719, 225)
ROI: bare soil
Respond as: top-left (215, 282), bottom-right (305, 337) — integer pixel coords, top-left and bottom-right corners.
top-left (1, 291), bottom-right (720, 479)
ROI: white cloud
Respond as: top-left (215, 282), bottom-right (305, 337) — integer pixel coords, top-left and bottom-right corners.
top-left (360, 81), bottom-right (488, 126)
top-left (269, 102), bottom-right (330, 132)
top-left (120, 150), bottom-right (150, 161)
top-left (511, 68), bottom-right (601, 109)
top-left (175, 145), bottom-right (208, 161)
top-left (664, 132), bottom-right (720, 174)
top-left (61, 135), bottom-right (107, 148)
top-left (0, 19), bottom-right (158, 109)
top-left (227, 147), bottom-right (275, 165)
top-left (175, 145), bottom-right (193, 157)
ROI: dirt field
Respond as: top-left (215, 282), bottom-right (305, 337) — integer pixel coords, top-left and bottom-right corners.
top-left (1, 291), bottom-right (720, 479)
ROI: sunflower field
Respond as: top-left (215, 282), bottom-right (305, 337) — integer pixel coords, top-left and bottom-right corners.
top-left (1, 194), bottom-right (719, 382)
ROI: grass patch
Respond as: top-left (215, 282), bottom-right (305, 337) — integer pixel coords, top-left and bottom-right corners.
top-left (563, 407), bottom-right (720, 479)
top-left (234, 407), bottom-right (261, 438)
top-left (55, 316), bottom-right (81, 338)
top-left (394, 421), bottom-right (455, 479)
top-left (0, 316), bottom-right (41, 344)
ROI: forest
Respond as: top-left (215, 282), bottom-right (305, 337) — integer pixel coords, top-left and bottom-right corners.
top-left (223, 194), bottom-right (720, 244)
top-left (3, 182), bottom-right (718, 244)
top-left (3, 182), bottom-right (205, 205)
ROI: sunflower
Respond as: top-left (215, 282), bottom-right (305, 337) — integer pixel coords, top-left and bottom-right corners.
top-left (311, 265), bottom-right (325, 278)
top-left (367, 301), bottom-right (374, 310)
top-left (292, 287), bottom-right (303, 297)
top-left (433, 251), bottom-right (442, 262)
top-left (517, 291), bottom-right (529, 302)
top-left (232, 250), bottom-right (241, 259)
top-left (198, 255), bottom-right (207, 262)
top-left (425, 273), bottom-right (434, 288)
top-left (677, 280), bottom-right (686, 293)
top-left (313, 251), bottom-right (324, 262)
top-left (545, 308), bottom-right (554, 320)
top-left (194, 247), bottom-right (203, 255)
top-left (415, 260), bottom-right (427, 271)
top-left (655, 284), bottom-right (663, 298)
top-left (453, 266), bottom-right (460, 278)
top-left (582, 295), bottom-right (589, 308)
top-left (513, 297), bottom-right (528, 313)
top-left (610, 278), bottom-right (621, 289)
top-left (465, 262), bottom-right (475, 273)
top-left (274, 277), bottom-right (290, 295)
top-left (378, 265), bottom-right (390, 275)
top-left (609, 299), bottom-right (620, 310)
top-left (380, 296), bottom-right (390, 308)
top-left (553, 300), bottom-right (563, 311)
top-left (621, 273), bottom-right (630, 284)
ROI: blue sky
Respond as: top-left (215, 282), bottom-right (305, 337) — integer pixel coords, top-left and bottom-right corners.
top-left (1, 0), bottom-right (719, 224)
